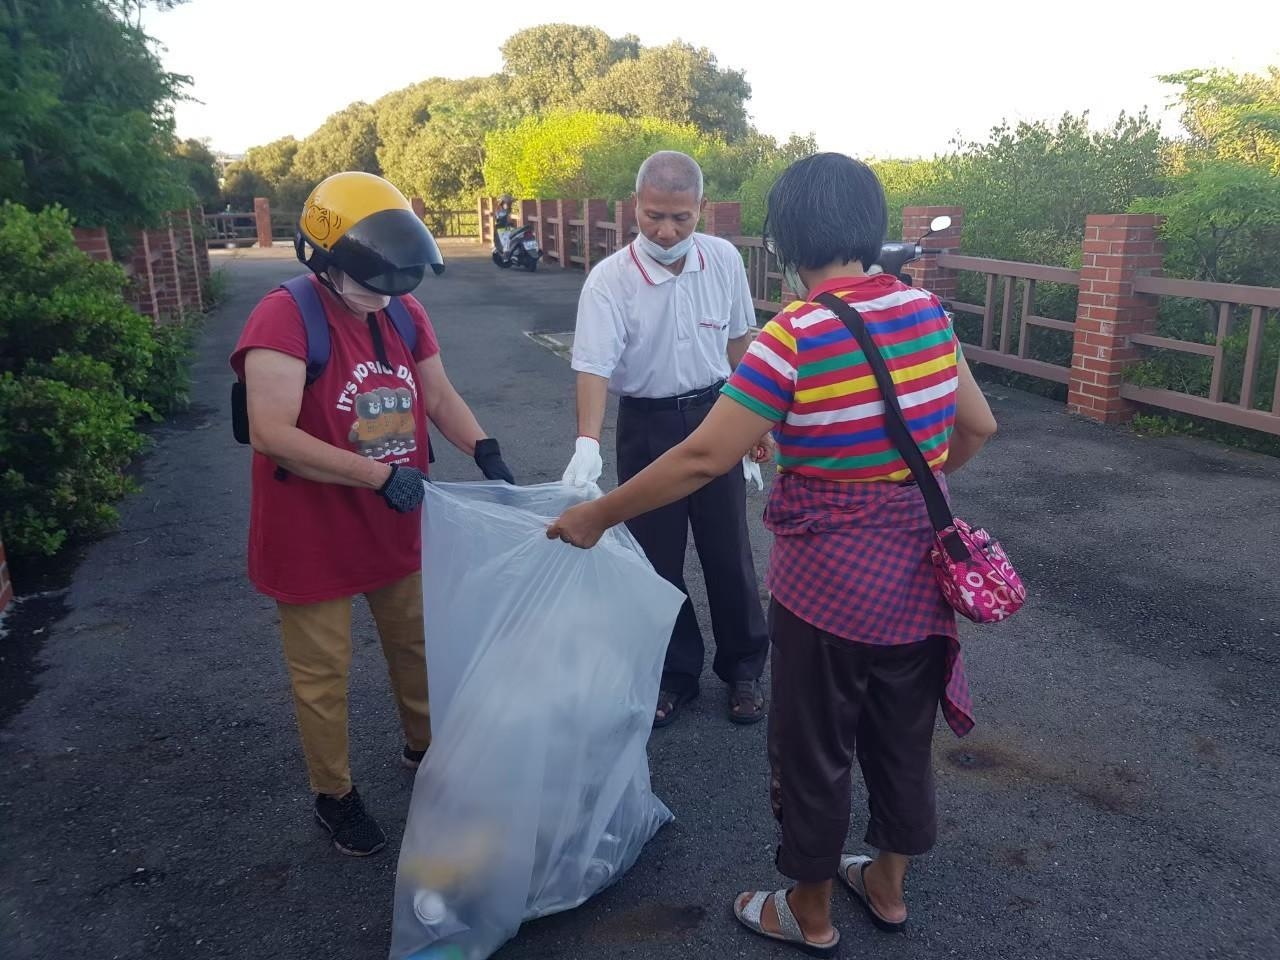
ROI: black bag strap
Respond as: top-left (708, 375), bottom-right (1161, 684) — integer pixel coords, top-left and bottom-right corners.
top-left (814, 292), bottom-right (967, 561)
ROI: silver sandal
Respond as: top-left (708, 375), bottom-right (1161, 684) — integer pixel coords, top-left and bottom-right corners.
top-left (838, 855), bottom-right (907, 933)
top-left (734, 888), bottom-right (841, 957)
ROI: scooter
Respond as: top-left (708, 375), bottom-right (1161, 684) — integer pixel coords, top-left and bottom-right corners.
top-left (873, 214), bottom-right (952, 284)
top-left (491, 223), bottom-right (542, 272)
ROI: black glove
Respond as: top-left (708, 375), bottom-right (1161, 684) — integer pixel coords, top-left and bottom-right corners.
top-left (377, 463), bottom-right (427, 512)
top-left (474, 438), bottom-right (515, 484)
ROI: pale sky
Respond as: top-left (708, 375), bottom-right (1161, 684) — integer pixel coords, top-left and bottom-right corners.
top-left (144, 0), bottom-right (1279, 159)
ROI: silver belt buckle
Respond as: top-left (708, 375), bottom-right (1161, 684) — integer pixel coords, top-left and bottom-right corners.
top-left (675, 386), bottom-right (704, 409)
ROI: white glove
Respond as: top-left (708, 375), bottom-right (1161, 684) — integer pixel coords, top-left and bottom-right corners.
top-left (743, 457), bottom-right (764, 491)
top-left (562, 436), bottom-right (603, 487)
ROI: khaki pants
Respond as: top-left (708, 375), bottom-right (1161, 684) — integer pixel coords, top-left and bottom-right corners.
top-left (277, 571), bottom-right (431, 797)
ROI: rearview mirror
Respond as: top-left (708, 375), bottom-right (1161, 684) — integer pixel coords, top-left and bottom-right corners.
top-left (929, 215), bottom-right (952, 233)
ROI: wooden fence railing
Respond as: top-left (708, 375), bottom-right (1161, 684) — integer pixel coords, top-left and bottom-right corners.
top-left (725, 205), bottom-right (1280, 436)
top-left (206, 202), bottom-right (480, 248)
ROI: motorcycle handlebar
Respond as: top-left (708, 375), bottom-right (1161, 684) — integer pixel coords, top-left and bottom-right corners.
top-left (874, 243), bottom-right (949, 277)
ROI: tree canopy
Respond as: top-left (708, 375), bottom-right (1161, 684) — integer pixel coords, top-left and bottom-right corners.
top-left (0, 0), bottom-right (195, 236)
top-left (234, 23), bottom-right (759, 211)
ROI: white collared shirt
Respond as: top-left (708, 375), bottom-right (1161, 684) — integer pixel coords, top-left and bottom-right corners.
top-left (571, 234), bottom-right (755, 398)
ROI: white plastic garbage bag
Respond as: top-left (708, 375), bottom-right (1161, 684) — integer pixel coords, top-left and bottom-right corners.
top-left (390, 481), bottom-right (684, 960)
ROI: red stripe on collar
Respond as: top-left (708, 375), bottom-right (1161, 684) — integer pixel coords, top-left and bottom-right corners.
top-left (628, 242), bottom-right (656, 286)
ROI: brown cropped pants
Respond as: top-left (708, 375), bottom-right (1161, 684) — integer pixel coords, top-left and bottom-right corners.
top-left (767, 600), bottom-right (947, 881)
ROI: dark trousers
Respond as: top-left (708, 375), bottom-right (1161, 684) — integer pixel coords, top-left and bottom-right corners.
top-left (767, 600), bottom-right (946, 881)
top-left (616, 398), bottom-right (769, 698)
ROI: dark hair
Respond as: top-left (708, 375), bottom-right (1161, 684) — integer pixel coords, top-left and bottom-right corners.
top-left (764, 153), bottom-right (888, 271)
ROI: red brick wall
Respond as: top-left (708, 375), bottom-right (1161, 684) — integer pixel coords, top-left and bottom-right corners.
top-left (74, 212), bottom-right (209, 319)
top-left (72, 226), bottom-right (113, 263)
top-left (147, 225), bottom-right (185, 320)
top-left (702, 201), bottom-right (742, 239)
top-left (170, 210), bottom-right (204, 313)
top-left (126, 229), bottom-right (160, 318)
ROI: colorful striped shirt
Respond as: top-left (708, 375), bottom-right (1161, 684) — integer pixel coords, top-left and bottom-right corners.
top-left (723, 274), bottom-right (959, 482)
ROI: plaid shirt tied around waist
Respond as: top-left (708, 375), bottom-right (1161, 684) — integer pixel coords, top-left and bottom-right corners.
top-left (764, 471), bottom-right (974, 736)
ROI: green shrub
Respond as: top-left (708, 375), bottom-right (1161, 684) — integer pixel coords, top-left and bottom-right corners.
top-left (203, 267), bottom-right (230, 308)
top-left (139, 316), bottom-right (201, 418)
top-left (0, 370), bottom-right (145, 558)
top-left (0, 203), bottom-right (156, 394)
top-left (0, 202), bottom-right (199, 562)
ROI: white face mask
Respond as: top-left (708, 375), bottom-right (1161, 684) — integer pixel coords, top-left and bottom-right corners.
top-left (782, 262), bottom-right (809, 299)
top-left (636, 233), bottom-right (695, 265)
top-left (331, 270), bottom-right (390, 314)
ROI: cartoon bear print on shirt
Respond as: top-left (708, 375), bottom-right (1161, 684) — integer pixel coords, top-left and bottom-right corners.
top-left (394, 387), bottom-right (417, 453)
top-left (374, 387), bottom-right (401, 455)
top-left (349, 392), bottom-right (386, 458)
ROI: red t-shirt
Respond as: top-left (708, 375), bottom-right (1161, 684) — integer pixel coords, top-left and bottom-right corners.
top-left (230, 275), bottom-right (440, 604)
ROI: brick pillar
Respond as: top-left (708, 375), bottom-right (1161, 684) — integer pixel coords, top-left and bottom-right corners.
top-left (170, 210), bottom-right (204, 312)
top-left (0, 534), bottom-right (13, 614)
top-left (146, 224), bottom-right (184, 321)
top-left (901, 206), bottom-right (964, 300)
top-left (616, 198), bottom-right (637, 249)
top-left (558, 199), bottom-right (580, 268)
top-left (127, 229), bottom-right (159, 318)
top-left (253, 196), bottom-right (273, 248)
top-left (73, 226), bottom-right (113, 263)
top-left (1068, 214), bottom-right (1164, 424)
top-left (702, 201), bottom-right (742, 239)
top-left (410, 196), bottom-right (427, 221)
top-left (583, 199), bottom-right (609, 271)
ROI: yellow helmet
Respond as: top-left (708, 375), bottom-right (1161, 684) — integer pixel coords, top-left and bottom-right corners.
top-left (295, 171), bottom-right (444, 295)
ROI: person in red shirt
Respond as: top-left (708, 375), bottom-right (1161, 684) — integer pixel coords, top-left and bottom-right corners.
top-left (230, 172), bottom-right (514, 857)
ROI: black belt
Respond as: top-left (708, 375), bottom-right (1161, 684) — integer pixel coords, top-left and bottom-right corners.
top-left (619, 381), bottom-right (725, 412)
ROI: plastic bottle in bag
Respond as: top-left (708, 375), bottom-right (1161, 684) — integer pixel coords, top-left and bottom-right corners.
top-left (410, 889), bottom-right (471, 947)
top-left (583, 833), bottom-right (622, 890)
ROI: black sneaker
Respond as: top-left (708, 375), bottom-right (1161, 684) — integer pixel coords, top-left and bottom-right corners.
top-left (314, 787), bottom-right (386, 857)
top-left (401, 744), bottom-right (427, 771)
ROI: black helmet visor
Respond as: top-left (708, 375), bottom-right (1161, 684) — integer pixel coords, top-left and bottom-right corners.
top-left (331, 207), bottom-right (445, 295)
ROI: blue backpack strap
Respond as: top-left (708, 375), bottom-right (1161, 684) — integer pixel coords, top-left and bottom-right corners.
top-left (280, 275), bottom-right (330, 385)
top-left (384, 295), bottom-right (418, 357)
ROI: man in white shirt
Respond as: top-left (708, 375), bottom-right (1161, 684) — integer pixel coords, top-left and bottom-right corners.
top-left (563, 151), bottom-right (770, 728)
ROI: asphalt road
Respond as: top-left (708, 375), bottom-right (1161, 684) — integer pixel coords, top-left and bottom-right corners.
top-left (1, 242), bottom-right (1278, 960)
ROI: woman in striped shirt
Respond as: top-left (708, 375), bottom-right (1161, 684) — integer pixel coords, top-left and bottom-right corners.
top-left (549, 153), bottom-right (997, 956)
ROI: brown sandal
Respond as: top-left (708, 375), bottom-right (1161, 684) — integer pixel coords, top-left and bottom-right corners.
top-left (729, 679), bottom-right (766, 725)
top-left (653, 688), bottom-right (697, 728)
